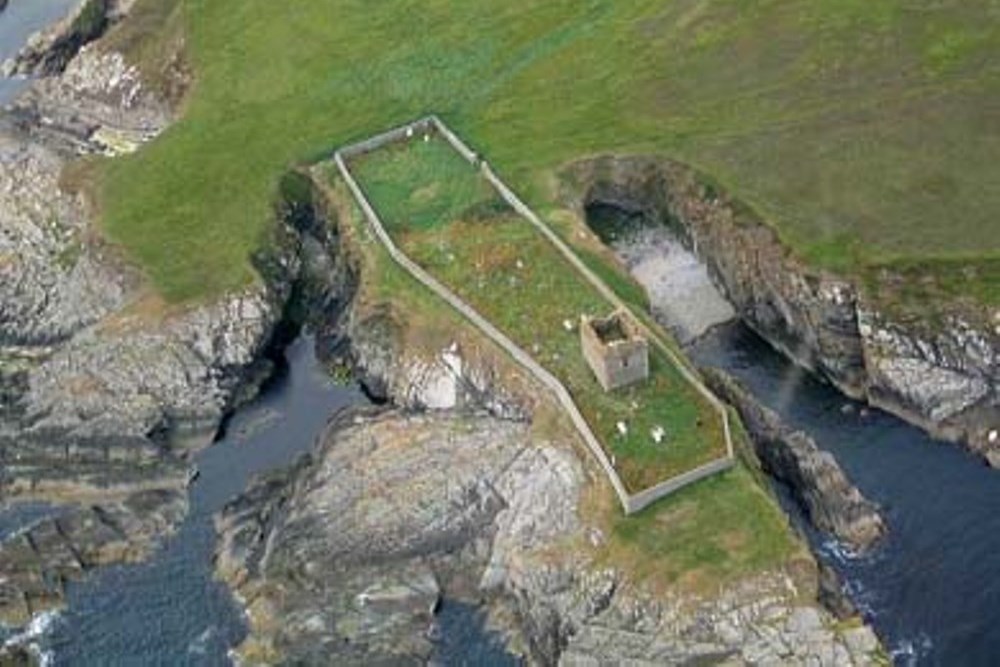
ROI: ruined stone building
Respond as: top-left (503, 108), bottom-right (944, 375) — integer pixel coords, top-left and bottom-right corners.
top-left (580, 310), bottom-right (649, 391)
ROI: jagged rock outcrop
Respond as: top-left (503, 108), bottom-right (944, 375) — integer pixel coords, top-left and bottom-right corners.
top-left (563, 156), bottom-right (1000, 463)
top-left (0, 484), bottom-right (187, 625)
top-left (216, 407), bottom-right (881, 666)
top-left (3, 0), bottom-right (179, 155)
top-left (3, 0), bottom-right (112, 78)
top-left (294, 173), bottom-right (530, 423)
top-left (345, 311), bottom-right (529, 420)
top-left (215, 408), bottom-right (568, 664)
top-left (703, 368), bottom-right (885, 552)
top-left (859, 308), bottom-right (999, 458)
top-left (0, 133), bottom-right (129, 346)
top-left (0, 0), bottom-right (287, 496)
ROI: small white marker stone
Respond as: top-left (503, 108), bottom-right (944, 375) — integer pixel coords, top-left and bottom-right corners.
top-left (989, 429), bottom-right (998, 444)
top-left (562, 319), bottom-right (574, 332)
top-left (616, 421), bottom-right (628, 437)
top-left (406, 127), bottom-right (414, 139)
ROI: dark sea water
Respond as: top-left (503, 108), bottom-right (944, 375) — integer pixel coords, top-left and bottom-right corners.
top-left (0, 0), bottom-right (80, 104)
top-left (1, 336), bottom-right (518, 665)
top-left (690, 322), bottom-right (1000, 667)
top-left (433, 600), bottom-right (521, 667)
top-left (587, 202), bottom-right (1000, 666)
top-left (38, 336), bottom-right (361, 665)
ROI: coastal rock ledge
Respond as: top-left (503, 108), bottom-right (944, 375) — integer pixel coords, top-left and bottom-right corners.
top-left (564, 156), bottom-right (1000, 464)
top-left (703, 368), bottom-right (886, 552)
top-left (216, 408), bottom-right (881, 666)
top-left (0, 0), bottom-right (293, 628)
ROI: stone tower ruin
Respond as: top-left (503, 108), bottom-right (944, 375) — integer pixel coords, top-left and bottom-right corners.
top-left (580, 310), bottom-right (649, 391)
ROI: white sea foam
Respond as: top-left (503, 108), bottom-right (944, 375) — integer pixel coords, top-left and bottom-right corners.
top-left (3, 609), bottom-right (60, 647)
top-left (2, 609), bottom-right (60, 666)
top-left (819, 538), bottom-right (862, 563)
top-left (188, 625), bottom-right (220, 656)
top-left (890, 633), bottom-right (934, 667)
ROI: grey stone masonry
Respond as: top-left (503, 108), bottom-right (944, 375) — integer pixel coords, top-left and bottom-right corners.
top-left (581, 310), bottom-right (649, 391)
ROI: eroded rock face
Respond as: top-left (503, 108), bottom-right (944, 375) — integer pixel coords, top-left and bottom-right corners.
top-left (556, 574), bottom-right (879, 666)
top-left (2, 0), bottom-right (124, 79)
top-left (348, 314), bottom-right (529, 421)
top-left (3, 0), bottom-right (178, 156)
top-left (215, 408), bottom-right (576, 664)
top-left (703, 368), bottom-right (885, 552)
top-left (216, 407), bottom-right (881, 666)
top-left (859, 308), bottom-right (998, 452)
top-left (0, 485), bottom-right (187, 625)
top-left (0, 134), bottom-right (129, 346)
top-left (564, 156), bottom-right (1000, 463)
top-left (0, 0), bottom-right (302, 637)
top-left (293, 195), bottom-right (529, 422)
top-left (7, 287), bottom-right (286, 447)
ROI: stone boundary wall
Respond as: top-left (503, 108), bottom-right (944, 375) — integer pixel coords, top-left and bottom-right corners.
top-left (334, 116), bottom-right (735, 514)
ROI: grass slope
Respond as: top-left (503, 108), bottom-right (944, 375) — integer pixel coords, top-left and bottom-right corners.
top-left (318, 169), bottom-right (803, 592)
top-left (97, 0), bottom-right (998, 303)
top-left (350, 135), bottom-right (726, 490)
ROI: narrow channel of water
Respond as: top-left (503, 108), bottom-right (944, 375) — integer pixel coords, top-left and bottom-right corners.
top-left (588, 204), bottom-right (1000, 667)
top-left (0, 0), bottom-right (80, 104)
top-left (35, 335), bottom-right (361, 665)
top-left (690, 324), bottom-right (1000, 667)
top-left (1, 334), bottom-right (520, 665)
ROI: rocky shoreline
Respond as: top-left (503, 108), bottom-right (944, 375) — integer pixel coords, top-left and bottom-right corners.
top-left (0, 4), bottom-right (889, 663)
top-left (205, 166), bottom-right (885, 665)
top-left (2, 0), bottom-right (114, 79)
top-left (0, 0), bottom-right (293, 627)
top-left (702, 368), bottom-right (885, 553)
top-left (563, 156), bottom-right (999, 465)
top-left (216, 404), bottom-right (881, 666)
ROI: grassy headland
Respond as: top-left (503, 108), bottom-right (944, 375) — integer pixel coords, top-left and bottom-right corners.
top-left (314, 167), bottom-right (803, 592)
top-left (95, 0), bottom-right (998, 305)
top-left (350, 135), bottom-right (727, 491)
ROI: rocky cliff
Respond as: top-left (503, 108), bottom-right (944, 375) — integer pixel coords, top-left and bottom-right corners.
top-left (0, 0), bottom-right (287, 498)
top-left (703, 368), bottom-right (885, 552)
top-left (298, 169), bottom-right (531, 423)
top-left (0, 0), bottom-right (298, 624)
top-left (563, 156), bottom-right (1000, 463)
top-left (211, 168), bottom-right (882, 666)
top-left (1, 0), bottom-right (131, 79)
top-left (216, 407), bottom-right (881, 666)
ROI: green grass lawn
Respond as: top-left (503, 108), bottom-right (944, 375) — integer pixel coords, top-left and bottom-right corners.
top-left (350, 134), bottom-right (726, 491)
top-left (601, 464), bottom-right (804, 591)
top-left (94, 0), bottom-right (999, 305)
top-left (319, 169), bottom-right (803, 591)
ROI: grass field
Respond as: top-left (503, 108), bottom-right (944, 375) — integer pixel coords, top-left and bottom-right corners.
top-left (318, 169), bottom-right (802, 592)
top-left (94, 0), bottom-right (999, 304)
top-left (349, 134), bottom-right (726, 492)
